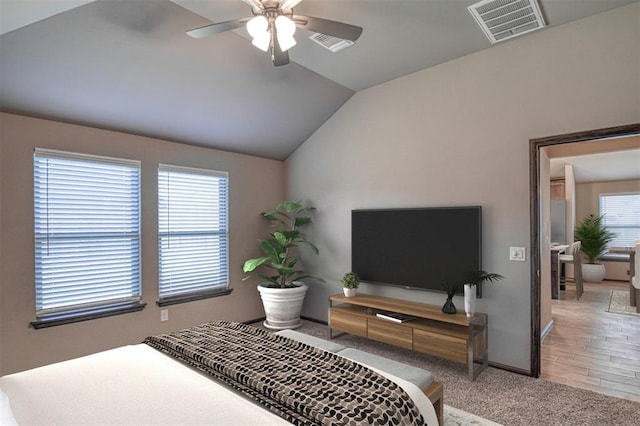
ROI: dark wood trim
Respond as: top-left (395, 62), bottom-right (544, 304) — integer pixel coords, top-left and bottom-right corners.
top-left (156, 288), bottom-right (233, 307)
top-left (529, 123), bottom-right (640, 378)
top-left (31, 302), bottom-right (146, 329)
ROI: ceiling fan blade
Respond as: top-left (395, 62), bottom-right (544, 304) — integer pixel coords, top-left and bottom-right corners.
top-left (186, 18), bottom-right (250, 39)
top-left (293, 15), bottom-right (363, 42)
top-left (271, 36), bottom-right (290, 67)
top-left (241, 0), bottom-right (264, 11)
top-left (280, 0), bottom-right (304, 10)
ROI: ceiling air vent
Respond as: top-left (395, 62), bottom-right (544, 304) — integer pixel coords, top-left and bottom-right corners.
top-left (468, 0), bottom-right (545, 44)
top-left (309, 33), bottom-right (354, 53)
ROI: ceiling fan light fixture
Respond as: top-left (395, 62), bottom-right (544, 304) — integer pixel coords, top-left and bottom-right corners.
top-left (275, 15), bottom-right (296, 52)
top-left (247, 16), bottom-right (270, 51)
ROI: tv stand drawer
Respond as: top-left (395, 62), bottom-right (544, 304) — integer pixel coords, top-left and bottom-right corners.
top-left (367, 318), bottom-right (413, 350)
top-left (414, 328), bottom-right (467, 364)
top-left (329, 308), bottom-right (367, 337)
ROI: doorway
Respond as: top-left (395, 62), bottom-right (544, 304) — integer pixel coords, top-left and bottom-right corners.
top-left (529, 123), bottom-right (640, 378)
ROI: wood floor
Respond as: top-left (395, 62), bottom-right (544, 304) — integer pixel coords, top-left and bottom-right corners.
top-left (541, 280), bottom-right (640, 403)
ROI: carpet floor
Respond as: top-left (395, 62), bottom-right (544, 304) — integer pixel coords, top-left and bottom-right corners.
top-left (269, 320), bottom-right (640, 426)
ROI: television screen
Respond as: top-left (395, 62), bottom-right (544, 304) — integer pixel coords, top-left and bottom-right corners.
top-left (351, 206), bottom-right (482, 297)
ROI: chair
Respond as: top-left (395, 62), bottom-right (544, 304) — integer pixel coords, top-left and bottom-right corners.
top-left (559, 241), bottom-right (583, 300)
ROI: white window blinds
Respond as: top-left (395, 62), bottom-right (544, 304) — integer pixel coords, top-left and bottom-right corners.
top-left (599, 192), bottom-right (640, 249)
top-left (158, 164), bottom-right (229, 301)
top-left (34, 149), bottom-right (141, 318)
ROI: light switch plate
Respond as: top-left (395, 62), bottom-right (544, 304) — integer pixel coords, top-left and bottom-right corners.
top-left (510, 247), bottom-right (526, 261)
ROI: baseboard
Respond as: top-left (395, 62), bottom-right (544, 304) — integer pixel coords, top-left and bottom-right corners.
top-left (488, 361), bottom-right (532, 377)
top-left (541, 319), bottom-right (554, 341)
top-left (301, 316), bottom-right (328, 325)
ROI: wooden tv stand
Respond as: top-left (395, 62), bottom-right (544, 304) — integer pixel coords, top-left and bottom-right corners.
top-left (329, 293), bottom-right (488, 380)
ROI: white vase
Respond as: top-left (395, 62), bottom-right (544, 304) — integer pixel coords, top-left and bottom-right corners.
top-left (582, 263), bottom-right (606, 283)
top-left (343, 288), bottom-right (357, 297)
top-left (464, 284), bottom-right (476, 317)
top-left (257, 282), bottom-right (308, 330)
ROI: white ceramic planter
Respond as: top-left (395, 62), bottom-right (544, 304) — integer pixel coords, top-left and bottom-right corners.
top-left (582, 263), bottom-right (606, 283)
top-left (464, 284), bottom-right (476, 317)
top-left (257, 282), bottom-right (308, 330)
top-left (343, 288), bottom-right (357, 297)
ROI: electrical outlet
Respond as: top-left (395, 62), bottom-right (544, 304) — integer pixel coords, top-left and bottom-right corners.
top-left (509, 247), bottom-right (526, 261)
top-left (160, 309), bottom-right (168, 322)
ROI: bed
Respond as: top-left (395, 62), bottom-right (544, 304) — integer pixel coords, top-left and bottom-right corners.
top-left (0, 321), bottom-right (439, 425)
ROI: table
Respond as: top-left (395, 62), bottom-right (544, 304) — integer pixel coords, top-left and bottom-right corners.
top-left (551, 244), bottom-right (570, 299)
top-left (609, 246), bottom-right (636, 307)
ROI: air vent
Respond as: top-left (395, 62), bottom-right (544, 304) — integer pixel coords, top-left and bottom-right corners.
top-left (309, 33), bottom-right (354, 53)
top-left (468, 0), bottom-right (545, 44)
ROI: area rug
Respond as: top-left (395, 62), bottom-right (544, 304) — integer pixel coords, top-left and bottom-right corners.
top-left (444, 405), bottom-right (502, 425)
top-left (606, 290), bottom-right (639, 316)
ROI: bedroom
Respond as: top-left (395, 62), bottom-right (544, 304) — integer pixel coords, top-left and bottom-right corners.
top-left (1, 0), bottom-right (639, 423)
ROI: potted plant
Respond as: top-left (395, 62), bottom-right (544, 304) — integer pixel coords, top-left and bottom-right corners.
top-left (242, 201), bottom-right (323, 330)
top-left (574, 213), bottom-right (616, 283)
top-left (440, 279), bottom-right (460, 314)
top-left (340, 272), bottom-right (359, 297)
top-left (463, 270), bottom-right (504, 317)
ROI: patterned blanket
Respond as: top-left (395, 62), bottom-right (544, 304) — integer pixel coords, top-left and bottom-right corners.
top-left (144, 321), bottom-right (427, 425)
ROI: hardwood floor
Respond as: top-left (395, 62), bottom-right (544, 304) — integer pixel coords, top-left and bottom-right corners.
top-left (541, 280), bottom-right (640, 403)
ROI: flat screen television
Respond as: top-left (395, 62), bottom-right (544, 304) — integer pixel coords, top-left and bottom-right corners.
top-left (351, 206), bottom-right (482, 297)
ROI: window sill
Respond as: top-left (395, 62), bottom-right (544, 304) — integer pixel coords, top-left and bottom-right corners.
top-left (601, 253), bottom-right (631, 262)
top-left (156, 288), bottom-right (233, 307)
top-left (31, 302), bottom-right (146, 329)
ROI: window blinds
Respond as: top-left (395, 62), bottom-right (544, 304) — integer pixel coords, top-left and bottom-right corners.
top-left (158, 164), bottom-right (229, 300)
top-left (599, 193), bottom-right (640, 249)
top-left (34, 149), bottom-right (141, 317)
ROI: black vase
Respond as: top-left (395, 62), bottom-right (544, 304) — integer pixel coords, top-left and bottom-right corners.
top-left (442, 297), bottom-right (457, 314)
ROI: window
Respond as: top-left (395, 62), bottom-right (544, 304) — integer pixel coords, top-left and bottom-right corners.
top-left (33, 149), bottom-right (143, 328)
top-left (158, 164), bottom-right (230, 305)
top-left (599, 192), bottom-right (640, 251)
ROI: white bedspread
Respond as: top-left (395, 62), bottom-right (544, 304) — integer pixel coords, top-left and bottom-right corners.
top-left (0, 344), bottom-right (290, 425)
top-left (0, 343), bottom-right (439, 425)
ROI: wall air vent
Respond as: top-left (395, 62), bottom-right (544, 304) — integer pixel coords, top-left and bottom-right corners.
top-left (468, 0), bottom-right (545, 44)
top-left (309, 33), bottom-right (354, 53)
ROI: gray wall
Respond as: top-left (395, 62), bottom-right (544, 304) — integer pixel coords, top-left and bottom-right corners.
top-left (286, 4), bottom-right (640, 371)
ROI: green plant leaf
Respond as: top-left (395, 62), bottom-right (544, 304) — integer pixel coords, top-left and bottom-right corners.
top-left (574, 214), bottom-right (616, 264)
top-left (273, 231), bottom-right (287, 247)
top-left (294, 216), bottom-right (312, 227)
top-left (278, 201), bottom-right (302, 212)
top-left (242, 257), bottom-right (269, 272)
top-left (301, 241), bottom-right (320, 255)
top-left (260, 239), bottom-right (283, 262)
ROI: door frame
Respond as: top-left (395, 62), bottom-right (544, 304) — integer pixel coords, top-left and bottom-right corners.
top-left (529, 123), bottom-right (640, 377)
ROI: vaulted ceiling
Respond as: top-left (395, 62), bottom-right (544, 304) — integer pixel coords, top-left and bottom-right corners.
top-left (1, 0), bottom-right (637, 159)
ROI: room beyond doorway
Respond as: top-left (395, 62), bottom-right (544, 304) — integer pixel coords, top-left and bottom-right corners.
top-left (540, 280), bottom-right (640, 403)
top-left (529, 123), bottom-right (640, 378)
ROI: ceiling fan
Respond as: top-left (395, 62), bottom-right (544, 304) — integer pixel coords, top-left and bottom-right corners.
top-left (186, 0), bottom-right (363, 66)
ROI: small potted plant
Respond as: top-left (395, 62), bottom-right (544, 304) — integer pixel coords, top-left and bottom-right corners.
top-left (463, 270), bottom-right (504, 317)
top-left (340, 272), bottom-right (359, 297)
top-left (574, 213), bottom-right (616, 283)
top-left (441, 279), bottom-right (460, 314)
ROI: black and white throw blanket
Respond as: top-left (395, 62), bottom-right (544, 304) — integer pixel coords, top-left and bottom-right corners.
top-left (144, 321), bottom-right (427, 425)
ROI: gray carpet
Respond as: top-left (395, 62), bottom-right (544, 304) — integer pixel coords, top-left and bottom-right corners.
top-left (261, 320), bottom-right (639, 426)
